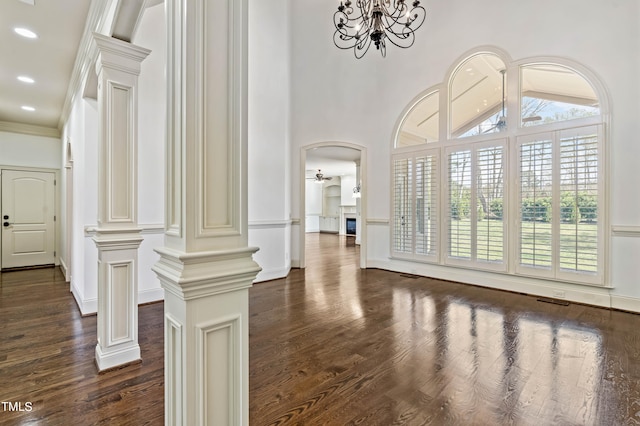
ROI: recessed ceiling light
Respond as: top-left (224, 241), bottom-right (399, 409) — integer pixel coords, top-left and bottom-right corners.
top-left (14, 27), bottom-right (38, 39)
top-left (21, 106), bottom-right (36, 112)
top-left (17, 76), bottom-right (35, 84)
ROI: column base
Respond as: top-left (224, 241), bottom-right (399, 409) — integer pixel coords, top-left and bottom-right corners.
top-left (95, 343), bottom-right (141, 372)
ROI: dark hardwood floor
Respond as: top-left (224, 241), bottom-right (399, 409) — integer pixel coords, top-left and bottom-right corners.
top-left (2, 233), bottom-right (640, 424)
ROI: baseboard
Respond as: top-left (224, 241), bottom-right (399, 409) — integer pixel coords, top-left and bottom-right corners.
top-left (611, 294), bottom-right (640, 313)
top-left (95, 343), bottom-right (141, 372)
top-left (59, 258), bottom-right (70, 282)
top-left (71, 284), bottom-right (97, 316)
top-left (138, 288), bottom-right (164, 304)
top-left (367, 258), bottom-right (615, 311)
top-left (72, 285), bottom-right (165, 315)
top-left (254, 265), bottom-right (291, 283)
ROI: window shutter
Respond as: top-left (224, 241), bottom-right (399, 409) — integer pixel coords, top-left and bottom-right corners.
top-left (519, 139), bottom-right (554, 270)
top-left (415, 155), bottom-right (438, 256)
top-left (559, 132), bottom-right (598, 274)
top-left (476, 146), bottom-right (505, 263)
top-left (393, 157), bottom-right (413, 254)
top-left (447, 150), bottom-right (472, 260)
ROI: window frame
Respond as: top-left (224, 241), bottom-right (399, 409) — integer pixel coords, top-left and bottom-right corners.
top-left (391, 149), bottom-right (440, 263)
top-left (391, 48), bottom-right (609, 287)
top-left (444, 138), bottom-right (509, 272)
top-left (514, 124), bottom-right (605, 285)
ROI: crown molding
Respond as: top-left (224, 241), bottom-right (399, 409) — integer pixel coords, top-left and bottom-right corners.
top-left (58, 0), bottom-right (119, 130)
top-left (0, 121), bottom-right (61, 138)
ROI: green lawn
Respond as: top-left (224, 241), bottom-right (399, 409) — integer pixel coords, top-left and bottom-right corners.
top-left (449, 219), bottom-right (598, 272)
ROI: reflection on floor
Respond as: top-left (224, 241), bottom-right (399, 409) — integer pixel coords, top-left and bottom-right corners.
top-left (1, 234), bottom-right (640, 424)
top-left (249, 232), bottom-right (640, 425)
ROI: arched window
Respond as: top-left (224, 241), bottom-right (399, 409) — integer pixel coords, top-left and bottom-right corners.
top-left (450, 53), bottom-right (507, 138)
top-left (392, 49), bottom-right (607, 286)
top-left (396, 90), bottom-right (439, 147)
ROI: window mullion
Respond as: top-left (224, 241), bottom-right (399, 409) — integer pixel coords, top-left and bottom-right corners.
top-left (551, 131), bottom-right (561, 278)
top-left (470, 147), bottom-right (478, 262)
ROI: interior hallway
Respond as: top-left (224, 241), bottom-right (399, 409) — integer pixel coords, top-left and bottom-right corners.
top-left (1, 233), bottom-right (640, 424)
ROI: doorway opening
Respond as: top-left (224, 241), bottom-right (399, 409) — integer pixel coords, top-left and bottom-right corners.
top-left (300, 142), bottom-right (366, 269)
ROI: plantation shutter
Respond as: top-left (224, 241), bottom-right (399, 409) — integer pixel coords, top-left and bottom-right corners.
top-left (517, 125), bottom-right (602, 284)
top-left (558, 129), bottom-right (599, 274)
top-left (447, 150), bottom-right (472, 260)
top-left (476, 146), bottom-right (505, 264)
top-left (446, 142), bottom-right (507, 269)
top-left (392, 151), bottom-right (439, 260)
top-left (519, 137), bottom-right (554, 271)
top-left (393, 157), bottom-right (413, 254)
top-left (415, 155), bottom-right (438, 256)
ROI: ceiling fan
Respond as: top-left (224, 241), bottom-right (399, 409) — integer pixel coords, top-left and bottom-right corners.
top-left (307, 169), bottom-right (333, 183)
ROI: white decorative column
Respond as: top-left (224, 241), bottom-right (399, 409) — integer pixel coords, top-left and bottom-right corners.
top-left (92, 33), bottom-right (150, 371)
top-left (152, 1), bottom-right (260, 425)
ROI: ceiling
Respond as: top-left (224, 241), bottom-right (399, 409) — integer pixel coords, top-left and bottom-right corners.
top-left (306, 146), bottom-right (360, 179)
top-left (0, 0), bottom-right (91, 132)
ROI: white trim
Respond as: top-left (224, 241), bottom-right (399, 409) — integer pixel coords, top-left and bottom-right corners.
top-left (139, 287), bottom-right (164, 304)
top-left (71, 285), bottom-right (98, 316)
top-left (611, 225), bottom-right (640, 237)
top-left (367, 218), bottom-right (390, 225)
top-left (59, 0), bottom-right (118, 128)
top-left (611, 294), bottom-right (640, 312)
top-left (248, 219), bottom-right (291, 229)
top-left (85, 223), bottom-right (164, 237)
top-left (60, 257), bottom-right (70, 281)
top-left (0, 121), bottom-right (61, 138)
top-left (71, 285), bottom-right (164, 316)
top-left (254, 265), bottom-right (292, 283)
top-left (368, 258), bottom-right (614, 309)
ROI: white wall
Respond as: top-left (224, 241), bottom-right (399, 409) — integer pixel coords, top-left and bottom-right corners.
top-left (305, 179), bottom-right (322, 232)
top-left (340, 175), bottom-right (356, 206)
top-left (133, 2), bottom-right (166, 303)
top-left (248, 0), bottom-right (292, 280)
top-left (289, 0), bottom-right (640, 309)
top-left (62, 94), bottom-right (99, 314)
top-left (0, 132), bottom-right (61, 169)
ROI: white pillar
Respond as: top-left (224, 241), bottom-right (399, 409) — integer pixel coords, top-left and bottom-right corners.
top-left (92, 33), bottom-right (150, 371)
top-left (152, 1), bottom-right (260, 425)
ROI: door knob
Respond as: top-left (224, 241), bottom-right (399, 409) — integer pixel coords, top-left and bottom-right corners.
top-left (3, 215), bottom-right (7, 220)
top-left (3, 222), bottom-right (9, 227)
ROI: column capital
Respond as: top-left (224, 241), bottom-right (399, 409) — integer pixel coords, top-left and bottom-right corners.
top-left (92, 32), bottom-right (151, 76)
top-left (93, 228), bottom-right (143, 250)
top-left (153, 246), bottom-right (261, 300)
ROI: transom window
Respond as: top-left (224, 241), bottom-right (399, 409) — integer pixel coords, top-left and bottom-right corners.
top-left (392, 49), bottom-right (606, 286)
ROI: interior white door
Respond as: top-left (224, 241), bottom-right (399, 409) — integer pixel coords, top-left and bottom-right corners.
top-left (1, 170), bottom-right (56, 269)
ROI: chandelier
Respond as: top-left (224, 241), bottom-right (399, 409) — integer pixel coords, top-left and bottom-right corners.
top-left (333, 0), bottom-right (426, 59)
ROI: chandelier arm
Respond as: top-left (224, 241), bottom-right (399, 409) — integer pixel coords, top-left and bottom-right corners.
top-left (384, 28), bottom-right (415, 49)
top-left (388, 5), bottom-right (426, 32)
top-left (381, 2), bottom-right (407, 28)
top-left (354, 38), bottom-right (373, 58)
top-left (334, 30), bottom-right (372, 50)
